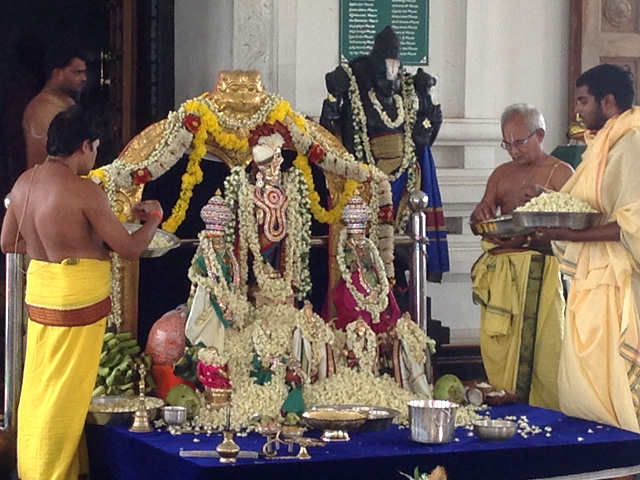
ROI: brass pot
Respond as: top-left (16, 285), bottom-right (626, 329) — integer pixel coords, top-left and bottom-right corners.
top-left (216, 430), bottom-right (240, 463)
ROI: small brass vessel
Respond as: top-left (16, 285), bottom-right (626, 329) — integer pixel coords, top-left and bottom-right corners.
top-left (216, 430), bottom-right (240, 463)
top-left (205, 387), bottom-right (232, 408)
top-left (129, 364), bottom-right (154, 433)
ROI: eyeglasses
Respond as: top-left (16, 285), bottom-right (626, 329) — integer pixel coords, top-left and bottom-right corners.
top-left (500, 130), bottom-right (536, 150)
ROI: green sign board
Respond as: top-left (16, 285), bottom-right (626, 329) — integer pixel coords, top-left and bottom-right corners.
top-left (340, 0), bottom-right (429, 65)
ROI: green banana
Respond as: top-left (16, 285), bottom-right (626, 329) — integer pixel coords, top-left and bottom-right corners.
top-left (122, 346), bottom-right (141, 356)
top-left (120, 382), bottom-right (135, 391)
top-left (118, 339), bottom-right (138, 350)
top-left (97, 365), bottom-right (110, 377)
top-left (106, 369), bottom-right (121, 387)
top-left (92, 385), bottom-right (106, 396)
top-left (103, 332), bottom-right (116, 342)
top-left (104, 352), bottom-right (124, 369)
top-left (106, 337), bottom-right (120, 350)
top-left (115, 332), bottom-right (133, 341)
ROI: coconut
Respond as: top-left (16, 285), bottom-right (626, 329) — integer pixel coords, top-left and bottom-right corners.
top-left (433, 374), bottom-right (465, 404)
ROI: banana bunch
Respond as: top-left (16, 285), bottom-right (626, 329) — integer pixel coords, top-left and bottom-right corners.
top-left (92, 331), bottom-right (155, 397)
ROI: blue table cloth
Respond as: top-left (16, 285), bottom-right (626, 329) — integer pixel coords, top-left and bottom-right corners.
top-left (86, 404), bottom-right (640, 479)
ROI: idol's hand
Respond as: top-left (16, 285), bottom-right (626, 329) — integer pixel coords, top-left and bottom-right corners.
top-left (132, 200), bottom-right (163, 223)
top-left (325, 67), bottom-right (350, 99)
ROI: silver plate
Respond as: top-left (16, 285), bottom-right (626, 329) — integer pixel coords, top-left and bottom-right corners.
top-left (512, 211), bottom-right (601, 230)
top-left (309, 404), bottom-right (399, 432)
top-left (123, 223), bottom-right (180, 258)
top-left (470, 215), bottom-right (532, 238)
top-left (87, 395), bottom-right (164, 425)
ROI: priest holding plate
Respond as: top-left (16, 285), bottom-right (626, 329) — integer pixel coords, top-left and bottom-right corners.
top-left (470, 103), bottom-right (573, 412)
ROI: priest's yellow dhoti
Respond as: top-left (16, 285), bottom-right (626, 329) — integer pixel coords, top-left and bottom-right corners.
top-left (553, 107), bottom-right (640, 432)
top-left (18, 258), bottom-right (110, 480)
top-left (472, 242), bottom-right (564, 410)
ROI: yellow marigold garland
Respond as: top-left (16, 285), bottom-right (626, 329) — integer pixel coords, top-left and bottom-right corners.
top-left (293, 153), bottom-right (359, 224)
top-left (267, 100), bottom-right (307, 133)
top-left (162, 105), bottom-right (208, 232)
top-left (162, 97), bottom-right (354, 231)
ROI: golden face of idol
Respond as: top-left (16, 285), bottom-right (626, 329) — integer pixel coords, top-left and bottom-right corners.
top-left (210, 69), bottom-right (267, 117)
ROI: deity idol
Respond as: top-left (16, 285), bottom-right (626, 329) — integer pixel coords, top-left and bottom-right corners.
top-left (185, 191), bottom-right (249, 354)
top-left (331, 195), bottom-right (401, 334)
top-left (320, 25), bottom-right (449, 281)
top-left (331, 195), bottom-right (432, 395)
top-left (291, 300), bottom-right (336, 382)
top-left (224, 122), bottom-right (312, 306)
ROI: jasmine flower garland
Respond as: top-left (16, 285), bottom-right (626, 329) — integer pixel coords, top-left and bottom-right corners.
top-left (341, 64), bottom-right (420, 233)
top-left (393, 314), bottom-right (436, 365)
top-left (225, 166), bottom-right (312, 302)
top-left (187, 232), bottom-right (250, 330)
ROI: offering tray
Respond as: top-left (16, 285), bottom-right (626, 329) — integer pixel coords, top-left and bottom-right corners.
top-left (87, 395), bottom-right (164, 425)
top-left (123, 223), bottom-right (180, 258)
top-left (470, 215), bottom-right (532, 238)
top-left (512, 211), bottom-right (601, 230)
top-left (302, 408), bottom-right (367, 442)
top-left (309, 404), bottom-right (399, 432)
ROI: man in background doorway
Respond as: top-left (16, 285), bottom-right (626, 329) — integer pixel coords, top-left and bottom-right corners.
top-left (471, 104), bottom-right (573, 411)
top-left (22, 46), bottom-right (87, 169)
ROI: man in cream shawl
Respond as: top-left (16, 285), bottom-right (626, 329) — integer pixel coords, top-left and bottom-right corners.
top-left (540, 64), bottom-right (640, 432)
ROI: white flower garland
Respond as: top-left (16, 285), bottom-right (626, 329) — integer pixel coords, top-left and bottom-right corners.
top-left (200, 94), bottom-right (282, 130)
top-left (96, 110), bottom-right (194, 189)
top-left (198, 346), bottom-right (229, 366)
top-left (188, 232), bottom-right (250, 330)
top-left (368, 89), bottom-right (405, 129)
top-left (251, 304), bottom-right (296, 367)
top-left (393, 314), bottom-right (436, 365)
top-left (107, 252), bottom-right (122, 328)
top-left (342, 63), bottom-right (419, 189)
top-left (345, 321), bottom-right (378, 374)
top-left (336, 228), bottom-right (390, 322)
top-left (285, 115), bottom-right (395, 278)
top-left (293, 307), bottom-right (335, 369)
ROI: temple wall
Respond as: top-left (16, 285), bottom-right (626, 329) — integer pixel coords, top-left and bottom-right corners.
top-left (174, 0), bottom-right (570, 340)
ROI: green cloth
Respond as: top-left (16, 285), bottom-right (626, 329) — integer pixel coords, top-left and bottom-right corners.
top-left (550, 145), bottom-right (586, 170)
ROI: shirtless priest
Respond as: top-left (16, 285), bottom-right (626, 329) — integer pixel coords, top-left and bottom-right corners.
top-left (1, 105), bottom-right (163, 480)
top-left (470, 104), bottom-right (573, 410)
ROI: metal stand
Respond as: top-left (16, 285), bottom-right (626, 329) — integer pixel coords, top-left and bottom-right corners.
top-left (4, 253), bottom-right (25, 431)
top-left (408, 190), bottom-right (430, 333)
top-left (407, 190), bottom-right (432, 383)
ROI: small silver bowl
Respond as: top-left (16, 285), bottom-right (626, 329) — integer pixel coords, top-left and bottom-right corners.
top-left (473, 419), bottom-right (517, 442)
top-left (162, 406), bottom-right (187, 426)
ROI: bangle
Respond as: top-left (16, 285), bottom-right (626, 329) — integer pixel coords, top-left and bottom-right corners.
top-left (522, 235), bottom-right (532, 249)
top-left (150, 209), bottom-right (162, 222)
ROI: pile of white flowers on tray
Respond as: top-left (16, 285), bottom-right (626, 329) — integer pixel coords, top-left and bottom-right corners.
top-left (515, 192), bottom-right (597, 213)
